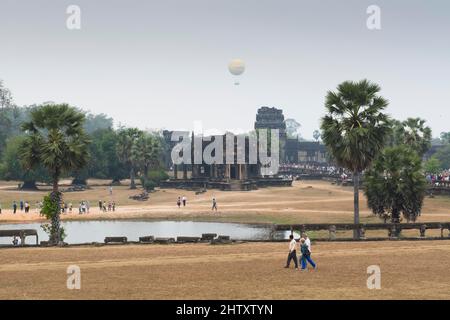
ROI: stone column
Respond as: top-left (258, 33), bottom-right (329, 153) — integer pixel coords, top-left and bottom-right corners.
top-left (225, 164), bottom-right (230, 180)
top-left (183, 164), bottom-right (188, 180)
top-left (173, 165), bottom-right (178, 180)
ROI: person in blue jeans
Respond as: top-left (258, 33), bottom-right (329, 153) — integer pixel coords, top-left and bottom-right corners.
top-left (300, 238), bottom-right (317, 271)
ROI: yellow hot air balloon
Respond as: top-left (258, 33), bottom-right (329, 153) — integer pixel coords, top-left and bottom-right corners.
top-left (228, 59), bottom-right (245, 85)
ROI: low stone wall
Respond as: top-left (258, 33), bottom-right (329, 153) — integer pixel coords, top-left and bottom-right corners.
top-left (428, 186), bottom-right (450, 196)
top-left (160, 178), bottom-right (290, 191)
top-left (274, 222), bottom-right (450, 240)
top-left (256, 178), bottom-right (292, 187)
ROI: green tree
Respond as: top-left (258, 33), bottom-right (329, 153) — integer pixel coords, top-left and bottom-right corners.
top-left (0, 105), bottom-right (31, 158)
top-left (364, 146), bottom-right (427, 223)
top-left (20, 104), bottom-right (90, 244)
top-left (83, 113), bottom-right (113, 134)
top-left (87, 128), bottom-right (127, 183)
top-left (391, 118), bottom-right (432, 157)
top-left (117, 127), bottom-right (143, 189)
top-left (0, 135), bottom-right (49, 189)
top-left (0, 80), bottom-right (13, 108)
top-left (423, 156), bottom-right (442, 174)
top-left (434, 145), bottom-right (450, 169)
top-left (320, 79), bottom-right (390, 238)
top-left (440, 132), bottom-right (450, 144)
top-left (132, 132), bottom-right (161, 185)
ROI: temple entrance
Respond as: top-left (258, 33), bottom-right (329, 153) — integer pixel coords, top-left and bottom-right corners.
top-left (230, 165), bottom-right (238, 179)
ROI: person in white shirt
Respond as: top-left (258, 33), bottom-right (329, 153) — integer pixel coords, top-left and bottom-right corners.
top-left (302, 233), bottom-right (312, 253)
top-left (284, 234), bottom-right (298, 269)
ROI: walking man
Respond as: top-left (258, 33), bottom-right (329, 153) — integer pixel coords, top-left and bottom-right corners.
top-left (211, 197), bottom-right (218, 212)
top-left (182, 195), bottom-right (187, 207)
top-left (13, 201), bottom-right (17, 214)
top-left (284, 234), bottom-right (298, 269)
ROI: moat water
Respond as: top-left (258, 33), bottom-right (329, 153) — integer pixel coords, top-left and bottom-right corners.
top-left (0, 220), bottom-right (292, 245)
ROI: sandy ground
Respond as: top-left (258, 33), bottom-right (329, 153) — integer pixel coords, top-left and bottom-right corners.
top-left (1, 240), bottom-right (450, 300)
top-left (1, 180), bottom-right (450, 225)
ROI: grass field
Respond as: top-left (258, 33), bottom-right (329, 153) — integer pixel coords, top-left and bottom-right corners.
top-left (1, 179), bottom-right (450, 225)
top-left (1, 179), bottom-right (450, 300)
top-left (1, 240), bottom-right (450, 300)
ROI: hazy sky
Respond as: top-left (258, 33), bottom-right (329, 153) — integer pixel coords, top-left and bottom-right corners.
top-left (1, 0), bottom-right (449, 139)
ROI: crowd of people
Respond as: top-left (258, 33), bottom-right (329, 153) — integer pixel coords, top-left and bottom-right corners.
top-left (0, 198), bottom-right (117, 215)
top-left (426, 170), bottom-right (450, 186)
top-left (98, 200), bottom-right (116, 212)
top-left (280, 163), bottom-right (341, 175)
top-left (0, 200), bottom-right (42, 214)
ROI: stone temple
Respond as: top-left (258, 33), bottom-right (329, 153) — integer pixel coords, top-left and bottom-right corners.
top-left (161, 107), bottom-right (327, 191)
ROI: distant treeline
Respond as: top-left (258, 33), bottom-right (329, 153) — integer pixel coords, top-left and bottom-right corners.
top-left (0, 104), bottom-right (169, 189)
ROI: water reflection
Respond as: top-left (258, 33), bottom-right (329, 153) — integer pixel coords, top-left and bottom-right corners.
top-left (0, 220), bottom-right (291, 245)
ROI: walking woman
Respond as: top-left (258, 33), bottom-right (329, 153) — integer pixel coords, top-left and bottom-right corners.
top-left (300, 238), bottom-right (317, 271)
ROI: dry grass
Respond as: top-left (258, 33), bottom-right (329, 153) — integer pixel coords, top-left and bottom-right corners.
top-left (1, 180), bottom-right (449, 225)
top-left (1, 240), bottom-right (450, 300)
top-left (1, 180), bottom-right (450, 300)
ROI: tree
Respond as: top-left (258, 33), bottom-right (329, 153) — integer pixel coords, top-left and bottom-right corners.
top-left (423, 156), bottom-right (442, 174)
top-left (364, 146), bottom-right (427, 223)
top-left (117, 127), bottom-right (143, 189)
top-left (320, 79), bottom-right (390, 238)
top-left (313, 130), bottom-right (321, 142)
top-left (0, 105), bottom-right (31, 158)
top-left (434, 145), bottom-right (450, 170)
top-left (84, 112), bottom-right (113, 134)
top-left (285, 118), bottom-right (301, 139)
top-left (0, 80), bottom-right (13, 108)
top-left (86, 128), bottom-right (127, 183)
top-left (132, 133), bottom-right (161, 185)
top-left (440, 132), bottom-right (450, 145)
top-left (20, 104), bottom-right (90, 244)
top-left (0, 135), bottom-right (49, 189)
top-left (392, 118), bottom-right (432, 157)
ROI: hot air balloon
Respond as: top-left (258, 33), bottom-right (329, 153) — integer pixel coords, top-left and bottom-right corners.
top-left (228, 59), bottom-right (245, 85)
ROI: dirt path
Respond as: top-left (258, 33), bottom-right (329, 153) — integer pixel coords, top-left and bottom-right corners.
top-left (1, 180), bottom-right (450, 224)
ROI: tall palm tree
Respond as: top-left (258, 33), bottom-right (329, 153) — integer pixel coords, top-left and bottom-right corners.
top-left (132, 133), bottom-right (161, 181)
top-left (394, 118), bottom-right (432, 157)
top-left (116, 128), bottom-right (143, 189)
top-left (20, 104), bottom-right (89, 244)
top-left (320, 80), bottom-right (390, 238)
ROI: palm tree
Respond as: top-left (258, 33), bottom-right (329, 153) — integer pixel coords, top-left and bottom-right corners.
top-left (20, 104), bottom-right (89, 244)
top-left (320, 79), bottom-right (390, 238)
top-left (392, 118), bottom-right (432, 157)
top-left (364, 146), bottom-right (427, 224)
top-left (313, 130), bottom-right (321, 142)
top-left (132, 133), bottom-right (161, 182)
top-left (116, 128), bottom-right (143, 189)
